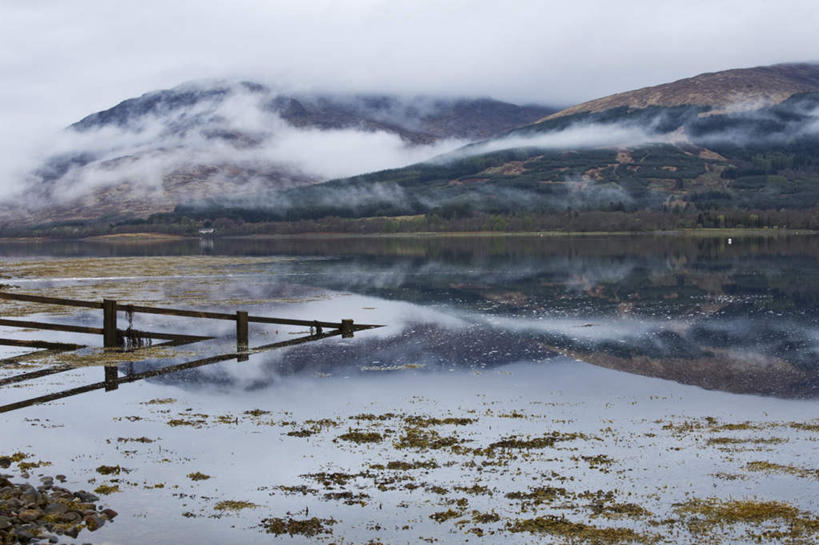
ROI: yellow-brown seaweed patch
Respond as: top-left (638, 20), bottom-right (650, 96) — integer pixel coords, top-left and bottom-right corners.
top-left (507, 515), bottom-right (649, 543)
top-left (336, 430), bottom-right (384, 444)
top-left (214, 500), bottom-right (258, 511)
top-left (262, 516), bottom-right (337, 537)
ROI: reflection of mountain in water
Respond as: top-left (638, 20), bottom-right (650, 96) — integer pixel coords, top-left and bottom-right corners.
top-left (141, 322), bottom-right (555, 390)
top-left (261, 235), bottom-right (819, 398)
top-left (539, 320), bottom-right (819, 398)
top-left (5, 234), bottom-right (817, 398)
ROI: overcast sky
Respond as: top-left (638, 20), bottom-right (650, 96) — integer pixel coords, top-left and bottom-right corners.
top-left (1, 0), bottom-right (818, 190)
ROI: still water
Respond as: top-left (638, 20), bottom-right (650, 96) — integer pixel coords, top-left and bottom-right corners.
top-left (0, 234), bottom-right (817, 544)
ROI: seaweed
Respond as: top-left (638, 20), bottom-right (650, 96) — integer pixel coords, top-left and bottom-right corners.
top-left (262, 516), bottom-right (337, 536)
top-left (507, 515), bottom-right (650, 543)
top-left (214, 500), bottom-right (258, 511)
top-left (336, 430), bottom-right (384, 444)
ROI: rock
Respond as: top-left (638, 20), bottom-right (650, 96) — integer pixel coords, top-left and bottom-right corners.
top-left (18, 508), bottom-right (43, 523)
top-left (83, 514), bottom-right (104, 531)
top-left (20, 489), bottom-right (40, 506)
top-left (58, 511), bottom-right (81, 523)
top-left (0, 456), bottom-right (11, 468)
top-left (16, 527), bottom-right (35, 541)
top-left (101, 508), bottom-right (118, 520)
top-left (73, 491), bottom-right (98, 503)
top-left (54, 475), bottom-right (66, 483)
top-left (44, 503), bottom-right (67, 516)
top-left (0, 474), bottom-right (119, 543)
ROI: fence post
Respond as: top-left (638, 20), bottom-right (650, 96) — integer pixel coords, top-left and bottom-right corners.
top-left (236, 311), bottom-right (249, 361)
top-left (341, 319), bottom-right (354, 338)
top-left (104, 366), bottom-right (119, 391)
top-left (103, 299), bottom-right (118, 348)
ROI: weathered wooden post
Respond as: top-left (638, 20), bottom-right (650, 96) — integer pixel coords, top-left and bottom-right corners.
top-left (104, 366), bottom-right (118, 391)
top-left (103, 299), bottom-right (118, 348)
top-left (340, 319), bottom-right (354, 338)
top-left (236, 311), bottom-right (249, 362)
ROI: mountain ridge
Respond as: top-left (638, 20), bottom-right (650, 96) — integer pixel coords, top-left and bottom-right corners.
top-left (71, 82), bottom-right (556, 143)
top-left (543, 63), bottom-right (819, 120)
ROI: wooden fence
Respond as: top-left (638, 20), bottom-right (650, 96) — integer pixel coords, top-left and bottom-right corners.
top-left (0, 291), bottom-right (382, 413)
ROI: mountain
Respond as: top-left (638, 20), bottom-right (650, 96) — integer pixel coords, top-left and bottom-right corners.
top-left (544, 63), bottom-right (819, 119)
top-left (8, 63), bottom-right (819, 236)
top-left (71, 83), bottom-right (553, 143)
top-left (8, 81), bottom-right (555, 224)
top-left (176, 63), bottom-right (819, 230)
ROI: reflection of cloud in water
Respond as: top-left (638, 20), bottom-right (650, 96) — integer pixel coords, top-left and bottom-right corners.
top-left (144, 293), bottom-right (819, 399)
top-left (294, 257), bottom-right (553, 291)
top-left (690, 319), bottom-right (819, 371)
top-left (495, 314), bottom-right (819, 369)
top-left (562, 261), bottom-right (637, 293)
top-left (20, 239), bottom-right (813, 400)
top-left (148, 319), bottom-right (555, 392)
top-left (281, 253), bottom-right (648, 287)
top-left (478, 314), bottom-right (662, 342)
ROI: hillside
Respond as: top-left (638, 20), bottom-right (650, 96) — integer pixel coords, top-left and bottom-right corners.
top-left (171, 88), bottom-right (819, 229)
top-left (7, 63), bottom-right (819, 236)
top-left (545, 63), bottom-right (819, 119)
top-left (7, 81), bottom-right (554, 224)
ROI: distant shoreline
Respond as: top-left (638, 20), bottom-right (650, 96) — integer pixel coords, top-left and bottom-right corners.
top-left (0, 227), bottom-right (814, 244)
top-left (224, 228), bottom-right (817, 240)
top-left (84, 232), bottom-right (188, 242)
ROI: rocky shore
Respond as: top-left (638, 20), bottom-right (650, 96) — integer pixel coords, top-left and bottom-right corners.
top-left (0, 474), bottom-right (116, 544)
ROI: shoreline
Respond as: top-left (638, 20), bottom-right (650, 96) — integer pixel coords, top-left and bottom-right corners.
top-left (0, 227), bottom-right (814, 244)
top-left (224, 228), bottom-right (816, 240)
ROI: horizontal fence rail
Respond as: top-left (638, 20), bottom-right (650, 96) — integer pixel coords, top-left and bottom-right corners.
top-left (0, 292), bottom-right (103, 309)
top-left (0, 291), bottom-right (381, 331)
top-left (0, 318), bottom-right (211, 343)
top-left (0, 338), bottom-right (86, 351)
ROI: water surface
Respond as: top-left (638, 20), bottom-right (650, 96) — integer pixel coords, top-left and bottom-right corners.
top-left (1, 234), bottom-right (817, 544)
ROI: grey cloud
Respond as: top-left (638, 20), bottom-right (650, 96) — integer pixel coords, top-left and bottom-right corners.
top-left (13, 83), bottom-right (469, 211)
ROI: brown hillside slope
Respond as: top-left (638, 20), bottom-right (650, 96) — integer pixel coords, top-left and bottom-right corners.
top-left (544, 63), bottom-right (819, 120)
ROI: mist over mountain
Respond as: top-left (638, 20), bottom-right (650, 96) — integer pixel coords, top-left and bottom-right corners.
top-left (7, 81), bottom-right (554, 224)
top-left (175, 63), bottom-right (819, 227)
top-left (6, 63), bottom-right (819, 234)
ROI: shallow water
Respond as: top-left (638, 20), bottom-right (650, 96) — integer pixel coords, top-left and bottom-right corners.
top-left (0, 234), bottom-right (817, 544)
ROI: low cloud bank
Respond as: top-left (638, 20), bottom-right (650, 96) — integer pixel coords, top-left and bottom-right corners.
top-left (10, 83), bottom-right (469, 210)
top-left (8, 87), bottom-right (819, 221)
